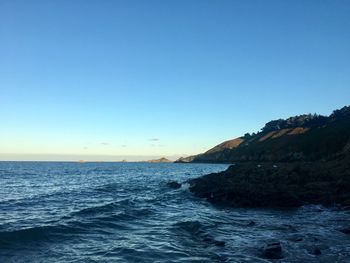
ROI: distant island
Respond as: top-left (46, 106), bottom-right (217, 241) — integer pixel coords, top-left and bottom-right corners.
top-left (146, 157), bottom-right (172, 163)
top-left (178, 105), bottom-right (350, 208)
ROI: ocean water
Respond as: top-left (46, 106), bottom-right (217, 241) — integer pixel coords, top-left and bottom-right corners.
top-left (0, 162), bottom-right (350, 263)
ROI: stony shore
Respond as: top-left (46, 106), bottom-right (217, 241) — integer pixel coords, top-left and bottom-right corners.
top-left (187, 154), bottom-right (350, 208)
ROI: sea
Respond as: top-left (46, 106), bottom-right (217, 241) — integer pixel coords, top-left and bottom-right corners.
top-left (0, 162), bottom-right (350, 263)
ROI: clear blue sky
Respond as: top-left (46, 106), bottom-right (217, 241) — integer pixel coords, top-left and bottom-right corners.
top-left (1, 0), bottom-right (349, 161)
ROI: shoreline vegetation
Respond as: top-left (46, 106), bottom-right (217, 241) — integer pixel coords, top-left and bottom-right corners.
top-left (177, 105), bottom-right (350, 208)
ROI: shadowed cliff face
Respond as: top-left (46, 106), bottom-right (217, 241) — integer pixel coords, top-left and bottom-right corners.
top-left (176, 106), bottom-right (350, 163)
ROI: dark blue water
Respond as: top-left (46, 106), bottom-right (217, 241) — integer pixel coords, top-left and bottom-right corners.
top-left (1, 162), bottom-right (350, 262)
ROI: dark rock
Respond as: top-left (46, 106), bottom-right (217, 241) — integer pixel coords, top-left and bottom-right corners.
top-left (213, 240), bottom-right (225, 247)
top-left (311, 246), bottom-right (322, 255)
top-left (262, 242), bottom-right (283, 259)
top-left (339, 227), bottom-right (350, 234)
top-left (188, 151), bottom-right (350, 208)
top-left (167, 181), bottom-right (181, 189)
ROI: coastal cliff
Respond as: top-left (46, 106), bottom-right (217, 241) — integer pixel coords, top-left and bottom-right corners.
top-left (176, 106), bottom-right (350, 163)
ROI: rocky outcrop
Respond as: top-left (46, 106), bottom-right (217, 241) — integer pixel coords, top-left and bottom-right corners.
top-left (146, 157), bottom-right (172, 163)
top-left (175, 155), bottom-right (198, 163)
top-left (166, 181), bottom-right (182, 189)
top-left (262, 242), bottom-right (283, 259)
top-left (188, 152), bottom-right (350, 207)
top-left (339, 227), bottom-right (350, 234)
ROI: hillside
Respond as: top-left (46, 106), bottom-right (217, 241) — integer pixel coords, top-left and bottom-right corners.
top-left (176, 106), bottom-right (350, 163)
top-left (183, 105), bottom-right (350, 208)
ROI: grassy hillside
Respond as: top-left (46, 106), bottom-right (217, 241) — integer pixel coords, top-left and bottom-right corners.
top-left (177, 106), bottom-right (350, 163)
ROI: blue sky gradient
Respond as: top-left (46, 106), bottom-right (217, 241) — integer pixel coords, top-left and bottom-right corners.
top-left (1, 0), bottom-right (350, 160)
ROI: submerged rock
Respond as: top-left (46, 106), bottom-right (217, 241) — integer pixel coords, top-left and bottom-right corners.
top-left (173, 220), bottom-right (225, 247)
top-left (262, 242), bottom-right (283, 259)
top-left (311, 246), bottom-right (322, 255)
top-left (167, 181), bottom-right (182, 189)
top-left (339, 227), bottom-right (350, 234)
top-left (213, 240), bottom-right (225, 247)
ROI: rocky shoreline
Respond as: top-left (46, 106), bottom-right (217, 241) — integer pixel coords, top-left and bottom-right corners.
top-left (186, 153), bottom-right (350, 208)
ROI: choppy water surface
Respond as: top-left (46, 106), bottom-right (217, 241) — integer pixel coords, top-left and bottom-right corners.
top-left (0, 162), bottom-right (350, 262)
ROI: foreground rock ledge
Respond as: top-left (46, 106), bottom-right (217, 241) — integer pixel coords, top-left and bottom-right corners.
top-left (187, 156), bottom-right (350, 208)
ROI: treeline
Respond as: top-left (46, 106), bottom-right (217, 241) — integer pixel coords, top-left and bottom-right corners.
top-left (261, 106), bottom-right (350, 133)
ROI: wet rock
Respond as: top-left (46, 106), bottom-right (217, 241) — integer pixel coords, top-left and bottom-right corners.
top-left (311, 246), bottom-right (322, 255)
top-left (339, 227), bottom-right (350, 234)
top-left (213, 240), bottom-right (226, 247)
top-left (167, 181), bottom-right (181, 189)
top-left (188, 154), bottom-right (350, 208)
top-left (262, 242), bottom-right (283, 259)
top-left (174, 220), bottom-right (225, 247)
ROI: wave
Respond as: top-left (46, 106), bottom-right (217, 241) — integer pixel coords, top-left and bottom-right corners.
top-left (173, 220), bottom-right (204, 235)
top-left (94, 182), bottom-right (120, 193)
top-left (172, 220), bottom-right (225, 247)
top-left (0, 199), bottom-right (154, 248)
top-left (0, 218), bottom-right (127, 247)
top-left (0, 223), bottom-right (84, 246)
top-left (71, 201), bottom-right (122, 216)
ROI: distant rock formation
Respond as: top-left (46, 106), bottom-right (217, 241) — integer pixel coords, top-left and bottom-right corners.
top-left (175, 155), bottom-right (198, 163)
top-left (146, 157), bottom-right (172, 163)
